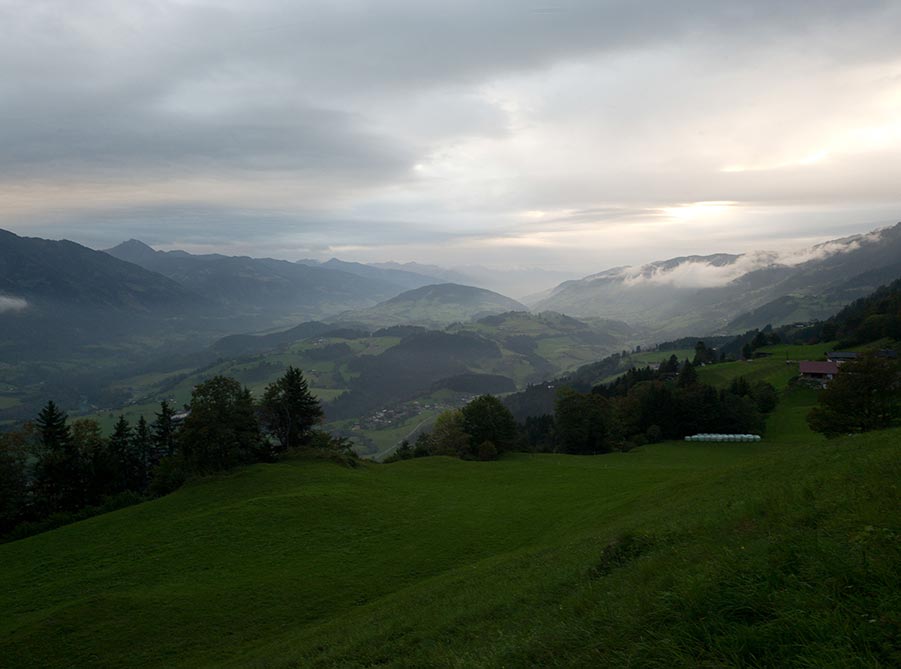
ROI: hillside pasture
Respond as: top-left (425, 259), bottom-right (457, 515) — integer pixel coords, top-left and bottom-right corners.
top-left (1, 414), bottom-right (897, 667)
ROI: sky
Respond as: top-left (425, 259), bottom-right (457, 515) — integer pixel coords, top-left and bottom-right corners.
top-left (1, 0), bottom-right (900, 274)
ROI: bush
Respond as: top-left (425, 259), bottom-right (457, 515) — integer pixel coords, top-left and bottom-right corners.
top-left (477, 441), bottom-right (498, 461)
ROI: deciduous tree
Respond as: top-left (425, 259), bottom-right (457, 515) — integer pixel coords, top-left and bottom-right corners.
top-left (179, 376), bottom-right (264, 472)
top-left (460, 395), bottom-right (516, 458)
top-left (808, 354), bottom-right (900, 436)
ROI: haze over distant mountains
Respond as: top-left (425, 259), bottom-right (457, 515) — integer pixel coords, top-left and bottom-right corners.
top-left (105, 239), bottom-right (406, 319)
top-left (333, 283), bottom-right (528, 329)
top-left (304, 259), bottom-right (580, 300)
top-left (2, 222), bottom-right (900, 364)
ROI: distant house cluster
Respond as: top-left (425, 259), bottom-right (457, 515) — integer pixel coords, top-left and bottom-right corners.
top-left (798, 349), bottom-right (896, 387)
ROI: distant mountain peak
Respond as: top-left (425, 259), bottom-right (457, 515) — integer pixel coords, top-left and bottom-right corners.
top-left (105, 238), bottom-right (159, 261)
top-left (334, 283), bottom-right (527, 328)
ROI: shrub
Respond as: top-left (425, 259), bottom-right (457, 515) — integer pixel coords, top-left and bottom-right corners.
top-left (477, 440), bottom-right (498, 461)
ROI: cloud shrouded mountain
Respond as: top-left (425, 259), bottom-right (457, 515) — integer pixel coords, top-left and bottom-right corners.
top-left (531, 223), bottom-right (901, 335)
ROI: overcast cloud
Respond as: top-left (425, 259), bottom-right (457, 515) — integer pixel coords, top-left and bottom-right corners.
top-left (1, 0), bottom-right (900, 272)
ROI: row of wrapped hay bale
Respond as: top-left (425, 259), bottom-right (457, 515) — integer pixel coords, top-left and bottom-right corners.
top-left (684, 434), bottom-right (761, 442)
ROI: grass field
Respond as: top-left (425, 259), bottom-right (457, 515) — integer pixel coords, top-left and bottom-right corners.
top-left (1, 339), bottom-right (897, 667)
top-left (629, 348), bottom-right (694, 365)
top-left (1, 405), bottom-right (898, 667)
top-left (696, 343), bottom-right (838, 390)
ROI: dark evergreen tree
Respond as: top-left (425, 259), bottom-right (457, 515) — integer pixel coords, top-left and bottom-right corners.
top-left (33, 401), bottom-right (82, 512)
top-left (555, 388), bottom-right (616, 454)
top-left (152, 400), bottom-right (178, 460)
top-left (693, 341), bottom-right (716, 366)
top-left (728, 376), bottom-right (752, 398)
top-left (677, 360), bottom-right (699, 387)
top-left (36, 400), bottom-right (71, 451)
top-left (386, 439), bottom-right (414, 462)
top-left (413, 432), bottom-right (433, 457)
top-left (259, 366), bottom-right (323, 452)
top-left (751, 330), bottom-right (769, 350)
top-left (522, 414), bottom-right (556, 452)
top-left (0, 428), bottom-right (31, 534)
top-left (132, 416), bottom-right (153, 492)
top-left (108, 415), bottom-right (134, 493)
top-left (662, 354), bottom-right (680, 374)
top-left (619, 382), bottom-right (678, 439)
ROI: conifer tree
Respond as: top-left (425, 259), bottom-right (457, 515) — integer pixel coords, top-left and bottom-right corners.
top-left (151, 400), bottom-right (177, 460)
top-left (108, 415), bottom-right (134, 493)
top-left (132, 416), bottom-right (153, 492)
top-left (677, 360), bottom-right (699, 387)
top-left (0, 428), bottom-right (31, 533)
top-left (260, 367), bottom-right (323, 452)
top-left (33, 401), bottom-right (81, 512)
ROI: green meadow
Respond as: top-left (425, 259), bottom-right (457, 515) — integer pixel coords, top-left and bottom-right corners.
top-left (1, 374), bottom-right (898, 668)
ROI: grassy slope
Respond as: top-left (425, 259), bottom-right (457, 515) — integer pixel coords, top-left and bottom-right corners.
top-left (1, 364), bottom-right (898, 667)
top-left (697, 343), bottom-right (835, 390)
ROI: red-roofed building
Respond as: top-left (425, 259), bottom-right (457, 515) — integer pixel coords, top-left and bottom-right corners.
top-left (799, 361), bottom-right (839, 384)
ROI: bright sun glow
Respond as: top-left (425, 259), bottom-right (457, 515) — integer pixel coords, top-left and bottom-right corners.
top-left (661, 201), bottom-right (737, 221)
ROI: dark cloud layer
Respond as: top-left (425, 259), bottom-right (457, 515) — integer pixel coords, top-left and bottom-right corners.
top-left (1, 1), bottom-right (899, 269)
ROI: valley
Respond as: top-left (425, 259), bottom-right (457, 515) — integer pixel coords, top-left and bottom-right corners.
top-left (3, 223), bottom-right (901, 460)
top-left (3, 7), bottom-right (900, 667)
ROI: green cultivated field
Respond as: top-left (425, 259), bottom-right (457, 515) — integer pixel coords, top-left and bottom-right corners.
top-left (1, 405), bottom-right (898, 667)
top-left (697, 343), bottom-right (839, 389)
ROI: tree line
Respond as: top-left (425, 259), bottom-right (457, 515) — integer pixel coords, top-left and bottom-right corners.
top-left (390, 358), bottom-right (778, 462)
top-left (0, 366), bottom-right (332, 539)
top-left (807, 352), bottom-right (900, 436)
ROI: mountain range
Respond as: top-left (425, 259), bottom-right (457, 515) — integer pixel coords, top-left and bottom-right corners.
top-left (105, 240), bottom-right (405, 321)
top-left (531, 223), bottom-right (901, 336)
top-left (3, 223), bottom-right (900, 365)
top-left (0, 230), bottom-right (206, 358)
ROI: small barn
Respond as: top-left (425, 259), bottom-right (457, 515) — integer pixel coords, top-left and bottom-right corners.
top-left (799, 361), bottom-right (839, 384)
top-left (826, 351), bottom-right (857, 363)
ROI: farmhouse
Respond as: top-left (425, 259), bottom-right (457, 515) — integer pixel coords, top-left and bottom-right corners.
top-left (799, 360), bottom-right (839, 384)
